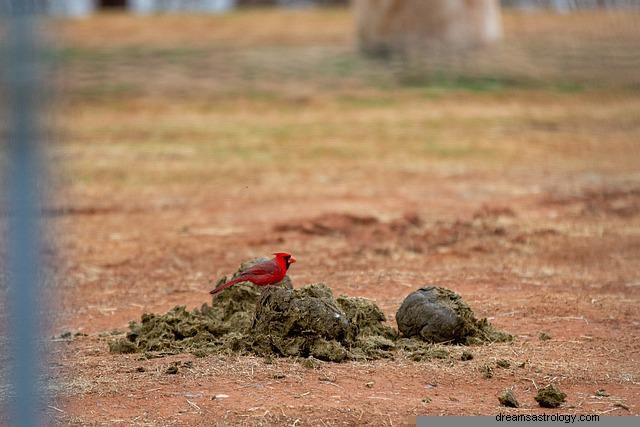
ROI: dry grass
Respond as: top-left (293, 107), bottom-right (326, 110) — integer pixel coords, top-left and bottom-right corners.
top-left (55, 89), bottom-right (640, 202)
top-left (54, 8), bottom-right (353, 49)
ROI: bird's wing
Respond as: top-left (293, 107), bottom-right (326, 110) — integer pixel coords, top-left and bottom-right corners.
top-left (241, 260), bottom-right (279, 277)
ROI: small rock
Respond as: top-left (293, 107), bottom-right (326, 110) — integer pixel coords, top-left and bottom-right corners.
top-left (498, 389), bottom-right (520, 408)
top-left (421, 396), bottom-right (432, 404)
top-left (365, 382), bottom-right (374, 388)
top-left (212, 394), bottom-right (229, 401)
top-left (535, 384), bottom-right (567, 408)
top-left (165, 365), bottom-right (179, 375)
top-left (135, 366), bottom-right (145, 373)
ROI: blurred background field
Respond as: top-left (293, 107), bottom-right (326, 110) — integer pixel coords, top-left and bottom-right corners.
top-left (51, 6), bottom-right (640, 205)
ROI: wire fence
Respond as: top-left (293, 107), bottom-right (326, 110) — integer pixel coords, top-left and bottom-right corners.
top-left (1, 1), bottom-right (48, 425)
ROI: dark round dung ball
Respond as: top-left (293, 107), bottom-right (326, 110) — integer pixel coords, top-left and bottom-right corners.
top-left (396, 286), bottom-right (475, 343)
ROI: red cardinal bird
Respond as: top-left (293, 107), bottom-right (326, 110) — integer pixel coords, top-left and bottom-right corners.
top-left (210, 252), bottom-right (296, 295)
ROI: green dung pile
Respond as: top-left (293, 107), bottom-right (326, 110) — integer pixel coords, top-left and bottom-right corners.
top-left (110, 282), bottom-right (404, 361)
top-left (110, 260), bottom-right (511, 362)
top-left (109, 281), bottom-right (264, 357)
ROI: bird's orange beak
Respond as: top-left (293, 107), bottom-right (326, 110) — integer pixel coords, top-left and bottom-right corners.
top-left (289, 256), bottom-right (296, 264)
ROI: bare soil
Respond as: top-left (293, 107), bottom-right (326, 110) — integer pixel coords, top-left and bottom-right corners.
top-left (39, 8), bottom-right (640, 426)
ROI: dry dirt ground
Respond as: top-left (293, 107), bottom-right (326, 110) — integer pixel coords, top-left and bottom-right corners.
top-left (35, 8), bottom-right (640, 426)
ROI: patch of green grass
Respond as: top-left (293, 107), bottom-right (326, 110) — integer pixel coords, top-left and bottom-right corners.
top-left (396, 70), bottom-right (589, 95)
top-left (422, 141), bottom-right (493, 159)
top-left (549, 81), bottom-right (586, 93)
top-left (71, 82), bottom-right (143, 101)
top-left (396, 70), bottom-right (503, 91)
top-left (321, 54), bottom-right (363, 77)
top-left (51, 46), bottom-right (205, 64)
top-left (335, 94), bottom-right (397, 108)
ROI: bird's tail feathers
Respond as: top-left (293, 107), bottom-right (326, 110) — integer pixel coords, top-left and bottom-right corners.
top-left (209, 277), bottom-right (246, 295)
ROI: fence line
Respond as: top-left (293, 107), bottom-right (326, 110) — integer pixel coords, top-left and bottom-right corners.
top-left (2, 1), bottom-right (47, 426)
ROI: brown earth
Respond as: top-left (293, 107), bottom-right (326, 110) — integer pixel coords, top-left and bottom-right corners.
top-left (37, 8), bottom-right (640, 426)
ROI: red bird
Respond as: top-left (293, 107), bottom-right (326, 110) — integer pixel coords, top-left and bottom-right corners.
top-left (209, 252), bottom-right (296, 295)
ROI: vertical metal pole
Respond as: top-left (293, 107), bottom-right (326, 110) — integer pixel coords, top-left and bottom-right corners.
top-left (3, 1), bottom-right (45, 426)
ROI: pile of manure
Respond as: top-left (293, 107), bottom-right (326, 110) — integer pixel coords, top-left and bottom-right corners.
top-left (110, 281), bottom-right (401, 362)
top-left (395, 286), bottom-right (512, 344)
top-left (110, 259), bottom-right (511, 362)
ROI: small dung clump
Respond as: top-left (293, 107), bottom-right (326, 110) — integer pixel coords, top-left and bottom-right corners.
top-left (499, 389), bottom-right (520, 408)
top-left (535, 384), bottom-right (567, 408)
top-left (401, 341), bottom-right (449, 362)
top-left (496, 359), bottom-right (511, 368)
top-left (109, 338), bottom-right (137, 354)
top-left (539, 331), bottom-right (552, 341)
top-left (301, 357), bottom-right (322, 369)
top-left (481, 364), bottom-right (494, 379)
top-left (395, 286), bottom-right (511, 344)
